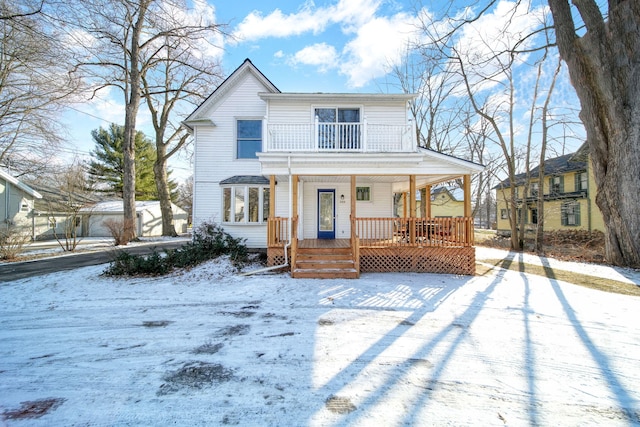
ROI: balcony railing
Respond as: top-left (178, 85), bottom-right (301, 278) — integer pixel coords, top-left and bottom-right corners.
top-left (264, 118), bottom-right (416, 153)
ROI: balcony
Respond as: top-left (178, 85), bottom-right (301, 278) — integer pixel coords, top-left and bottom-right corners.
top-left (263, 118), bottom-right (417, 153)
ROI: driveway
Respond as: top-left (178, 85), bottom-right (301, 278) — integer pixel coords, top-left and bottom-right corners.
top-left (0, 238), bottom-right (189, 282)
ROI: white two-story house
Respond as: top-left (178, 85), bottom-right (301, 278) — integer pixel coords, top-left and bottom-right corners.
top-left (184, 59), bottom-right (483, 278)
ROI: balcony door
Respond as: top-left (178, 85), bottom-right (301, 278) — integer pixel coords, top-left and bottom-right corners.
top-left (317, 189), bottom-right (336, 239)
top-left (315, 108), bottom-right (360, 150)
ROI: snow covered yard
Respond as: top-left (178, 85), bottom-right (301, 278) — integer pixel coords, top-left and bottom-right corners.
top-left (1, 248), bottom-right (639, 426)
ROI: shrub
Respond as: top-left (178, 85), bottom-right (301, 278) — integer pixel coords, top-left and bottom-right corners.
top-left (103, 218), bottom-right (136, 246)
top-left (0, 226), bottom-right (31, 260)
top-left (103, 221), bottom-right (247, 276)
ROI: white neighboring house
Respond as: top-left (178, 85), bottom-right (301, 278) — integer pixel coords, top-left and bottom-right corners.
top-left (0, 168), bottom-right (42, 238)
top-left (80, 201), bottom-right (188, 237)
top-left (184, 59), bottom-right (484, 278)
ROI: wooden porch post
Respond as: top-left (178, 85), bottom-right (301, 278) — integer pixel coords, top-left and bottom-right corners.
top-left (269, 175), bottom-right (275, 217)
top-left (350, 175), bottom-right (356, 218)
top-left (291, 175), bottom-right (299, 271)
top-left (425, 184), bottom-right (432, 218)
top-left (268, 175), bottom-right (276, 247)
top-left (409, 175), bottom-right (416, 244)
top-left (402, 193), bottom-right (407, 218)
top-left (463, 174), bottom-right (473, 245)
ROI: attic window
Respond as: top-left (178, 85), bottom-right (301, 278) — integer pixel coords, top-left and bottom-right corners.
top-left (21, 203), bottom-right (29, 212)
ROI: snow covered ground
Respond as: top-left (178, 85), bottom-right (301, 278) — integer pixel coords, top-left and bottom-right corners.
top-left (1, 247), bottom-right (639, 426)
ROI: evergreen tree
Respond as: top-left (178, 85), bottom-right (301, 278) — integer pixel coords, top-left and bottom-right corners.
top-left (88, 124), bottom-right (176, 200)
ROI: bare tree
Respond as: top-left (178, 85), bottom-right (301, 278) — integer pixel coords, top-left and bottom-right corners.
top-left (176, 175), bottom-right (193, 225)
top-left (548, 0), bottom-right (640, 267)
top-left (140, 4), bottom-right (223, 236)
top-left (39, 161), bottom-right (95, 252)
top-left (0, 0), bottom-right (79, 173)
top-left (534, 59), bottom-right (563, 253)
top-left (59, 0), bottom-right (222, 241)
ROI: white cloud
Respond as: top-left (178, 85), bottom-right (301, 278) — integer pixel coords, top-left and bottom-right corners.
top-left (274, 50), bottom-right (285, 59)
top-left (340, 11), bottom-right (422, 87)
top-left (290, 43), bottom-right (339, 72)
top-left (230, 1), bottom-right (425, 88)
top-left (231, 2), bottom-right (330, 43)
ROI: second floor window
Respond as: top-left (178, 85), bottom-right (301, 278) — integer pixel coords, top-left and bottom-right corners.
top-left (576, 172), bottom-right (588, 191)
top-left (530, 182), bottom-right (539, 197)
top-left (550, 176), bottom-right (564, 195)
top-left (237, 120), bottom-right (262, 159)
top-left (315, 108), bottom-right (361, 150)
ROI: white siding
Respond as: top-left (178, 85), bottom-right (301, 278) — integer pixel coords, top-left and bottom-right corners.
top-left (267, 99), bottom-right (408, 125)
top-left (192, 71), bottom-right (270, 247)
top-left (299, 181), bottom-right (393, 240)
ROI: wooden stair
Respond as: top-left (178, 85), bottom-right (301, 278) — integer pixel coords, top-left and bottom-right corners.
top-left (292, 246), bottom-right (359, 279)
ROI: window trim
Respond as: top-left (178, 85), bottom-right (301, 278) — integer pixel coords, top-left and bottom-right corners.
top-left (221, 184), bottom-right (270, 225)
top-left (355, 186), bottom-right (371, 202)
top-left (561, 201), bottom-right (581, 226)
top-left (235, 118), bottom-right (263, 160)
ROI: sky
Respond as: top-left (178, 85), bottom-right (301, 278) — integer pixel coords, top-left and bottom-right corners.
top-left (1, 244), bottom-right (639, 425)
top-left (61, 0), bottom-right (429, 181)
top-left (58, 0), bottom-right (581, 183)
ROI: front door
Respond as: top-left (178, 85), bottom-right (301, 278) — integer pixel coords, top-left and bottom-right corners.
top-left (317, 189), bottom-right (335, 239)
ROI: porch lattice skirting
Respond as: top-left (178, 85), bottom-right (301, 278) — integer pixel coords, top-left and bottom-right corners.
top-left (267, 248), bottom-right (288, 268)
top-left (267, 246), bottom-right (475, 276)
top-left (359, 246), bottom-right (475, 275)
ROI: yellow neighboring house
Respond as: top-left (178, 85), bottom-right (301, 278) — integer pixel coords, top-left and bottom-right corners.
top-left (430, 187), bottom-right (464, 217)
top-left (494, 145), bottom-right (604, 235)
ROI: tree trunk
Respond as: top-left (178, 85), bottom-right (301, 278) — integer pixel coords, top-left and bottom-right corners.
top-left (548, 0), bottom-right (640, 267)
top-left (121, 0), bottom-right (151, 242)
top-left (154, 153), bottom-right (177, 237)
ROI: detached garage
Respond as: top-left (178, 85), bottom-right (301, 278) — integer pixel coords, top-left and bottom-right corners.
top-left (81, 201), bottom-right (188, 237)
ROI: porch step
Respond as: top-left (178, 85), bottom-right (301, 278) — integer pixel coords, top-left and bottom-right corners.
top-left (293, 247), bottom-right (359, 279)
top-left (292, 268), bottom-right (359, 279)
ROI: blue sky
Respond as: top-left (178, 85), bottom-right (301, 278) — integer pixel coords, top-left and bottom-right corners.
top-left (60, 0), bottom-right (581, 182)
top-left (61, 0), bottom-right (427, 179)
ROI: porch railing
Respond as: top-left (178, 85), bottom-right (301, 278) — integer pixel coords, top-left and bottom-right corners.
top-left (267, 217), bottom-right (289, 247)
top-left (265, 119), bottom-right (416, 153)
top-left (353, 217), bottom-right (474, 248)
top-left (268, 216), bottom-right (473, 249)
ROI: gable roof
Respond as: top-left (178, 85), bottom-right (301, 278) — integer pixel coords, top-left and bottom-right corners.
top-left (182, 58), bottom-right (280, 131)
top-left (0, 168), bottom-right (42, 199)
top-left (495, 150), bottom-right (587, 189)
top-left (432, 187), bottom-right (459, 201)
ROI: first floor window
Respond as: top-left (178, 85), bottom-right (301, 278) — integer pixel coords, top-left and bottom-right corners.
top-left (356, 186), bottom-right (371, 201)
top-left (222, 185), bottom-right (270, 224)
top-left (561, 202), bottom-right (581, 226)
top-left (530, 208), bottom-right (538, 224)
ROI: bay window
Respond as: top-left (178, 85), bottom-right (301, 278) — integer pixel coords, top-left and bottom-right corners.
top-left (222, 185), bottom-right (270, 224)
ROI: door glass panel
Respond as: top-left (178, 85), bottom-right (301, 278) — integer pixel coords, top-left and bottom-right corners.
top-left (338, 108), bottom-right (359, 123)
top-left (319, 192), bottom-right (334, 232)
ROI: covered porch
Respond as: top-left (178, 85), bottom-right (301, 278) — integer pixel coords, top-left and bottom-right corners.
top-left (265, 172), bottom-right (477, 278)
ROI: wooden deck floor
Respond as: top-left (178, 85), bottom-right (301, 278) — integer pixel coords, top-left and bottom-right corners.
top-left (298, 239), bottom-right (350, 249)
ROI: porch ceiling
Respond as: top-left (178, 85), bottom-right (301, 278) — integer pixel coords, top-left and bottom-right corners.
top-left (260, 151), bottom-right (483, 191)
top-left (273, 174), bottom-right (462, 190)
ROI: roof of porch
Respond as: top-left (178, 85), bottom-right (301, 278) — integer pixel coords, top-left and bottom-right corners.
top-left (258, 148), bottom-right (484, 191)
